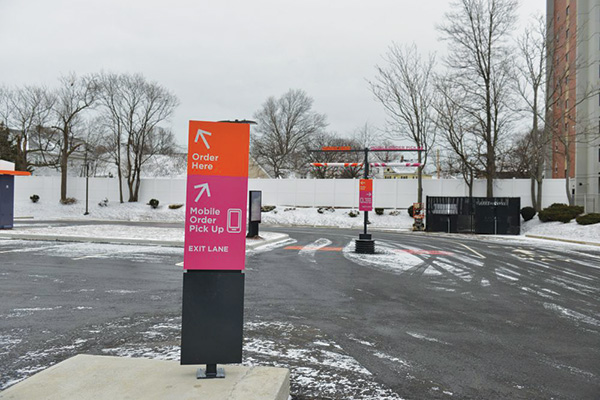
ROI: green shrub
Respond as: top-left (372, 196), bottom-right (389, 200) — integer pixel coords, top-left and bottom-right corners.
top-left (317, 206), bottom-right (335, 214)
top-left (375, 208), bottom-right (384, 215)
top-left (520, 206), bottom-right (536, 221)
top-left (168, 203), bottom-right (183, 209)
top-left (348, 210), bottom-right (360, 218)
top-left (538, 204), bottom-right (583, 223)
top-left (261, 205), bottom-right (276, 212)
top-left (60, 197), bottom-right (77, 205)
top-left (408, 205), bottom-right (414, 217)
top-left (30, 194), bottom-right (39, 203)
top-left (148, 199), bottom-right (159, 209)
top-left (576, 213), bottom-right (600, 225)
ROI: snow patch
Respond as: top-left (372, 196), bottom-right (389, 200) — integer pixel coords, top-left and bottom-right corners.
top-left (343, 241), bottom-right (441, 276)
top-left (373, 351), bottom-right (410, 367)
top-left (406, 332), bottom-right (450, 345)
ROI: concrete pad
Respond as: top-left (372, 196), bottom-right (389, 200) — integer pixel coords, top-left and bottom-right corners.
top-left (0, 355), bottom-right (290, 400)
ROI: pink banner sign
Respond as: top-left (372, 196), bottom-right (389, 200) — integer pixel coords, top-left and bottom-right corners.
top-left (184, 175), bottom-right (248, 270)
top-left (359, 179), bottom-right (373, 212)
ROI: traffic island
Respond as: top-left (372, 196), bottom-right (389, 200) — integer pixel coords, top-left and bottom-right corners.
top-left (0, 354), bottom-right (290, 400)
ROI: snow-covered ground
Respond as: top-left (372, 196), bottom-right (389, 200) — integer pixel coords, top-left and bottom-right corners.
top-left (15, 200), bottom-right (186, 223)
top-left (13, 201), bottom-right (600, 245)
top-left (520, 217), bottom-right (600, 244)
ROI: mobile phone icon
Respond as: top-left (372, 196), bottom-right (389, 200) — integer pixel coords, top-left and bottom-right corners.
top-left (227, 209), bottom-right (242, 233)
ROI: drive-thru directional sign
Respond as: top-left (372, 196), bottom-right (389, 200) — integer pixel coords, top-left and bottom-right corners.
top-left (184, 121), bottom-right (250, 270)
top-left (359, 179), bottom-right (373, 212)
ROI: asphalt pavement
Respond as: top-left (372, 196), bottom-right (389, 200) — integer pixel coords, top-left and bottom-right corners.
top-left (0, 224), bottom-right (599, 399)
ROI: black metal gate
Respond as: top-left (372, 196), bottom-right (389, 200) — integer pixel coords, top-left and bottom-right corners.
top-left (426, 196), bottom-right (520, 235)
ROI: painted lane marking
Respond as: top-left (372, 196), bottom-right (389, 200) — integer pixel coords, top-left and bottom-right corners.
top-left (285, 246), bottom-right (342, 251)
top-left (297, 238), bottom-right (334, 264)
top-left (453, 242), bottom-right (486, 259)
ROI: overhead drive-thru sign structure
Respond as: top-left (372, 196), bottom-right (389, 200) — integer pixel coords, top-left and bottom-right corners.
top-left (310, 146), bottom-right (425, 253)
top-left (184, 121), bottom-right (250, 270)
top-left (181, 120), bottom-right (250, 379)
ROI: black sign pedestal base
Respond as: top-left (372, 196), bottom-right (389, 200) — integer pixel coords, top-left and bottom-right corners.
top-left (355, 235), bottom-right (375, 254)
top-left (246, 221), bottom-right (260, 238)
top-left (180, 270), bottom-right (244, 376)
top-left (197, 364), bottom-right (225, 379)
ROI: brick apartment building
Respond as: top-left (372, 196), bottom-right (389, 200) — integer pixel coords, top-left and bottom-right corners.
top-left (547, 0), bottom-right (600, 211)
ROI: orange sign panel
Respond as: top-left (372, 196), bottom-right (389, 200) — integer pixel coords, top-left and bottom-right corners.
top-left (322, 146), bottom-right (351, 151)
top-left (359, 179), bottom-right (372, 192)
top-left (187, 121), bottom-right (249, 178)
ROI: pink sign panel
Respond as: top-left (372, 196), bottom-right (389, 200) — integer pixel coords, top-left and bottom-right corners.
top-left (359, 179), bottom-right (373, 212)
top-left (184, 176), bottom-right (248, 270)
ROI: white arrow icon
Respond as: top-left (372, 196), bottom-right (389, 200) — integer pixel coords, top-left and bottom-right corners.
top-left (193, 183), bottom-right (211, 202)
top-left (195, 129), bottom-right (212, 149)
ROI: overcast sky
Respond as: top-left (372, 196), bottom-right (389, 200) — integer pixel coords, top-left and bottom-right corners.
top-left (0, 0), bottom-right (545, 146)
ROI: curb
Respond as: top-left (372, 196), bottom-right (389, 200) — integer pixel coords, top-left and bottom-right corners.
top-left (0, 233), bottom-right (183, 247)
top-left (245, 233), bottom-right (290, 250)
top-left (0, 231), bottom-right (290, 250)
top-left (524, 234), bottom-right (600, 247)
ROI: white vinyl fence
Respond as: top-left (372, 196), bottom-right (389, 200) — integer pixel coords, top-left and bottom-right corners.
top-left (14, 176), bottom-right (569, 210)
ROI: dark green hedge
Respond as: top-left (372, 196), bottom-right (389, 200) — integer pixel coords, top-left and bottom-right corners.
top-left (576, 213), bottom-right (600, 225)
top-left (520, 206), bottom-right (536, 221)
top-left (538, 203), bottom-right (584, 223)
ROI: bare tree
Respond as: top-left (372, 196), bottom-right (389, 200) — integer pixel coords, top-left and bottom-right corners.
top-left (124, 75), bottom-right (178, 202)
top-left (51, 73), bottom-right (99, 202)
top-left (515, 14), bottom-right (548, 210)
top-left (434, 76), bottom-right (481, 197)
top-left (96, 73), bottom-right (179, 202)
top-left (500, 130), bottom-right (535, 178)
top-left (305, 132), bottom-right (345, 179)
top-left (370, 43), bottom-right (437, 203)
top-left (437, 0), bottom-right (519, 197)
top-left (252, 89), bottom-right (327, 178)
top-left (0, 121), bottom-right (17, 163)
top-left (96, 72), bottom-right (131, 203)
top-left (0, 85), bottom-right (55, 171)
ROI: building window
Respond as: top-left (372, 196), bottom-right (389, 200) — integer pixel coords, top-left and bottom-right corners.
top-left (555, 163), bottom-right (558, 174)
